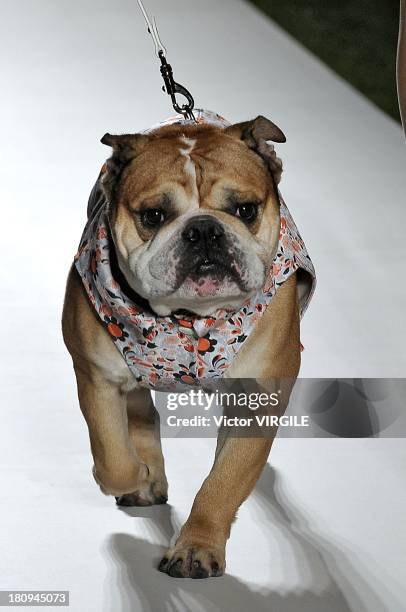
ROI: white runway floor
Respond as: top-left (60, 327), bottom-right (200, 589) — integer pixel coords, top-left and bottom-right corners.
top-left (1, 0), bottom-right (406, 610)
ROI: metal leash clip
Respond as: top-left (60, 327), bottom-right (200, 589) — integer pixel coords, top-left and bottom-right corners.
top-left (137, 0), bottom-right (196, 121)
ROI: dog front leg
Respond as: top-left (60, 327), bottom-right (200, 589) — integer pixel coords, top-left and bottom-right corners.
top-left (158, 376), bottom-right (296, 578)
top-left (158, 432), bottom-right (274, 578)
top-left (74, 367), bottom-right (149, 497)
top-left (115, 388), bottom-right (168, 506)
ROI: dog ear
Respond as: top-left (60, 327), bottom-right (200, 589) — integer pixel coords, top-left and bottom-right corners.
top-left (225, 116), bottom-right (285, 184)
top-left (100, 133), bottom-right (149, 203)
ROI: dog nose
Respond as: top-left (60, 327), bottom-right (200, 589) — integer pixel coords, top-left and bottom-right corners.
top-left (182, 217), bottom-right (224, 245)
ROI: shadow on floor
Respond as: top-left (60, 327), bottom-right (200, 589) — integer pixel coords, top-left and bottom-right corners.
top-left (103, 464), bottom-right (384, 612)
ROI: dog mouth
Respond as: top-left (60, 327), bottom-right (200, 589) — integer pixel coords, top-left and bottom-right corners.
top-left (144, 246), bottom-right (263, 316)
top-left (193, 259), bottom-right (223, 276)
top-left (180, 257), bottom-right (247, 297)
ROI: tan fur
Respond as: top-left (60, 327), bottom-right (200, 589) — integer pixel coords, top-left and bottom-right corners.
top-left (62, 116), bottom-right (302, 578)
top-left (109, 124), bottom-right (280, 268)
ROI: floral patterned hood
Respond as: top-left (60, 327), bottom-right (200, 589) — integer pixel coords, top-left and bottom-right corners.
top-left (74, 110), bottom-right (316, 388)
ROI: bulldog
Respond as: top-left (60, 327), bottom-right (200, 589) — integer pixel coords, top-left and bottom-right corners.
top-left (62, 109), bottom-right (315, 579)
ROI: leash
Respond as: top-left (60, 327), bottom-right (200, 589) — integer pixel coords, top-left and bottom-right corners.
top-left (137, 0), bottom-right (196, 122)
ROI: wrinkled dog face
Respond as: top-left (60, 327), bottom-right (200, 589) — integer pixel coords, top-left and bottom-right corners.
top-left (101, 117), bottom-right (285, 316)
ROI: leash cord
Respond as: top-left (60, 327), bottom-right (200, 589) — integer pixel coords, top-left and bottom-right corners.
top-left (136, 0), bottom-right (196, 121)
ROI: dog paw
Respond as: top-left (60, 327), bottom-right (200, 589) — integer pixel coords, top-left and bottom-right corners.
top-left (115, 479), bottom-right (168, 507)
top-left (158, 544), bottom-right (225, 579)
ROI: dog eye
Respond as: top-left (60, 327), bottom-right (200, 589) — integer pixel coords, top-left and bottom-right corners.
top-left (141, 208), bottom-right (165, 228)
top-left (235, 203), bottom-right (258, 222)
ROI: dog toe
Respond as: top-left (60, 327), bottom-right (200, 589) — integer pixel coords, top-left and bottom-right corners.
top-left (158, 544), bottom-right (224, 579)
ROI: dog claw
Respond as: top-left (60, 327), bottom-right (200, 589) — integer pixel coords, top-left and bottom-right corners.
top-left (158, 557), bottom-right (169, 572)
top-left (167, 558), bottom-right (184, 578)
top-left (191, 560), bottom-right (209, 579)
top-left (210, 561), bottom-right (220, 576)
top-left (154, 494), bottom-right (168, 505)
